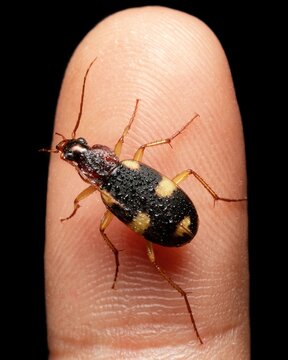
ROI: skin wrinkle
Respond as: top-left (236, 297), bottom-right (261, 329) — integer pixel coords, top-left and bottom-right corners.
top-left (46, 6), bottom-right (248, 360)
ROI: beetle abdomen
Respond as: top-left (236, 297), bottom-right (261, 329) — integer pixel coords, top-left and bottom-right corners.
top-left (101, 160), bottom-right (198, 247)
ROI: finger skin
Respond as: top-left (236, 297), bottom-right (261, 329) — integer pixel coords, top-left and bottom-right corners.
top-left (46, 6), bottom-right (249, 359)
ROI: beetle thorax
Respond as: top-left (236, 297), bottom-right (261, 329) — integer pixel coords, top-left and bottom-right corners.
top-left (57, 138), bottom-right (120, 186)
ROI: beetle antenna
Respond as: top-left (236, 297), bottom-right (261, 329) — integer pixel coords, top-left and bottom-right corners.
top-left (55, 132), bottom-right (66, 140)
top-left (39, 148), bottom-right (58, 153)
top-left (71, 57), bottom-right (98, 139)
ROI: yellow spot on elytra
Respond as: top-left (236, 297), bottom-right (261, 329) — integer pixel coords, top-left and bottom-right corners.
top-left (122, 160), bottom-right (140, 170)
top-left (155, 177), bottom-right (177, 197)
top-left (128, 212), bottom-right (150, 234)
top-left (174, 216), bottom-right (192, 237)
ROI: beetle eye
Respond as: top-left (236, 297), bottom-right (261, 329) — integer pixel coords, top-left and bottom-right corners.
top-left (77, 137), bottom-right (87, 145)
top-left (64, 151), bottom-right (74, 160)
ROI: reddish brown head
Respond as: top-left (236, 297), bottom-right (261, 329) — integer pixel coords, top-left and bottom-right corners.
top-left (56, 137), bottom-right (119, 186)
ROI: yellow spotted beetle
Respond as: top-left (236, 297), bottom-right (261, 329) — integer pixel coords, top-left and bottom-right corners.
top-left (42, 58), bottom-right (246, 344)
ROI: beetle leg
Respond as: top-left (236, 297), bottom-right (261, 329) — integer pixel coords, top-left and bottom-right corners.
top-left (100, 210), bottom-right (120, 289)
top-left (173, 169), bottom-right (247, 203)
top-left (114, 99), bottom-right (140, 157)
top-left (61, 185), bottom-right (96, 222)
top-left (133, 114), bottom-right (199, 162)
top-left (146, 240), bottom-right (203, 344)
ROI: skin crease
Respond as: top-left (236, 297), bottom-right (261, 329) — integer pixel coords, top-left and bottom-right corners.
top-left (46, 7), bottom-right (249, 360)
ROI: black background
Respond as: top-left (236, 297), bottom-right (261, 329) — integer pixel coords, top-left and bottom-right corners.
top-left (11, 2), bottom-right (275, 359)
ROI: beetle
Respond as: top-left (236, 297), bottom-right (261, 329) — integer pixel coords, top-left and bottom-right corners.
top-left (43, 58), bottom-right (246, 344)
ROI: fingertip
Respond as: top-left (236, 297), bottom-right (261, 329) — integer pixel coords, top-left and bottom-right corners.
top-left (47, 7), bottom-right (248, 358)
